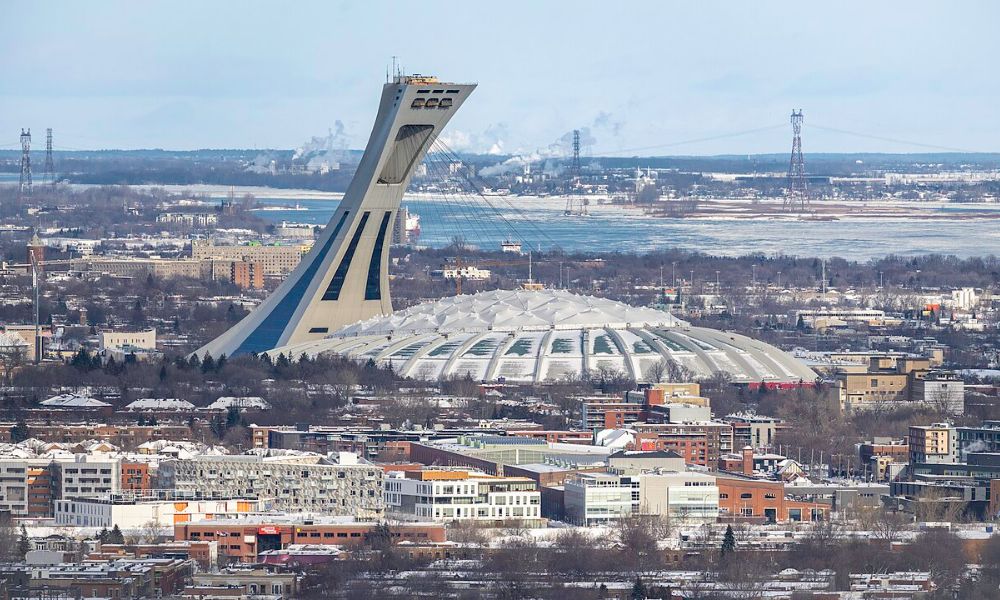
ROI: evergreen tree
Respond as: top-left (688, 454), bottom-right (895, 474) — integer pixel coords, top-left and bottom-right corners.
top-left (17, 524), bottom-right (30, 559)
top-left (10, 420), bottom-right (29, 443)
top-left (225, 406), bottom-right (241, 429)
top-left (159, 364), bottom-right (168, 382)
top-left (721, 524), bottom-right (737, 559)
top-left (97, 527), bottom-right (109, 544)
top-left (188, 354), bottom-right (201, 369)
top-left (201, 354), bottom-right (216, 373)
top-left (108, 524), bottom-right (125, 545)
top-left (630, 576), bottom-right (647, 600)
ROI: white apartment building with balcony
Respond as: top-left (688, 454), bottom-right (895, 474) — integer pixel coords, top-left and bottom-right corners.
top-left (384, 470), bottom-right (542, 525)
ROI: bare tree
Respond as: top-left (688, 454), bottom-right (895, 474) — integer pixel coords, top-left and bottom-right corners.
top-left (859, 506), bottom-right (908, 543)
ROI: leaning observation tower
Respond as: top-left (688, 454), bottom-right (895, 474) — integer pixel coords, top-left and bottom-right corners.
top-left (194, 74), bottom-right (476, 358)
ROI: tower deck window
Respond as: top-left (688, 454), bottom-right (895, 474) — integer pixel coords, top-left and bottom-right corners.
top-left (410, 98), bottom-right (426, 108)
top-left (424, 98), bottom-right (440, 108)
top-left (377, 125), bottom-right (435, 185)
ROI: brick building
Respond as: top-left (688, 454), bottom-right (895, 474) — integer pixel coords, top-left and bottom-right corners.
top-left (175, 518), bottom-right (446, 563)
top-left (717, 475), bottom-right (829, 523)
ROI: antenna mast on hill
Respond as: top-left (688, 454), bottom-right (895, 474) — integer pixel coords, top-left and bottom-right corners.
top-left (784, 109), bottom-right (807, 211)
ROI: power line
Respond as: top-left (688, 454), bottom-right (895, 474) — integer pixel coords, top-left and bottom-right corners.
top-left (589, 124), bottom-right (786, 156)
top-left (809, 123), bottom-right (974, 153)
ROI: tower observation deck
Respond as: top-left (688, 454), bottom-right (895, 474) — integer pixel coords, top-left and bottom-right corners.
top-left (195, 74), bottom-right (476, 358)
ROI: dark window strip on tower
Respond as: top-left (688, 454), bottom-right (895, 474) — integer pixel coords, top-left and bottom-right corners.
top-left (364, 211), bottom-right (393, 301)
top-left (322, 212), bottom-right (371, 301)
top-left (234, 211), bottom-right (350, 355)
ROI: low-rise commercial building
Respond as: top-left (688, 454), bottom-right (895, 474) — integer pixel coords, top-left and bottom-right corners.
top-left (564, 471), bottom-right (718, 526)
top-left (716, 475), bottom-right (829, 523)
top-left (174, 516), bottom-right (446, 563)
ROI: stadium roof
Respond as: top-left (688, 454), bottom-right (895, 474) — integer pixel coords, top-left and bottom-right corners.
top-left (270, 289), bottom-right (816, 385)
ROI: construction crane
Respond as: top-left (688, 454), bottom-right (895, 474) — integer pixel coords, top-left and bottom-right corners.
top-left (445, 254), bottom-right (539, 295)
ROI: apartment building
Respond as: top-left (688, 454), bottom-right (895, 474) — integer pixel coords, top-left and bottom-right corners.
top-left (384, 469), bottom-right (542, 525)
top-left (191, 239), bottom-right (304, 276)
top-left (0, 459), bottom-right (56, 517)
top-left (158, 454), bottom-right (384, 517)
top-left (908, 423), bottom-right (959, 465)
top-left (836, 355), bottom-right (963, 413)
top-left (631, 421), bottom-right (733, 468)
top-left (56, 456), bottom-right (121, 499)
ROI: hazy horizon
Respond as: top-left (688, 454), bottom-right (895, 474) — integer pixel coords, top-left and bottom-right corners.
top-left (3, 1), bottom-right (999, 156)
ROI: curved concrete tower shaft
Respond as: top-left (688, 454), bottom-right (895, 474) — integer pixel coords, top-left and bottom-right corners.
top-left (195, 75), bottom-right (476, 358)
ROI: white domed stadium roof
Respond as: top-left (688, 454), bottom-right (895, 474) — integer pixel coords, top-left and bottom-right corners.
top-left (270, 289), bottom-right (815, 385)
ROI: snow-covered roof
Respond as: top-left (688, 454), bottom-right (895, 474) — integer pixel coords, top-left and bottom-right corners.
top-left (202, 396), bottom-right (271, 411)
top-left (124, 398), bottom-right (196, 411)
top-left (40, 393), bottom-right (111, 408)
top-left (0, 332), bottom-right (28, 349)
top-left (267, 289), bottom-right (818, 384)
top-left (335, 289), bottom-right (684, 336)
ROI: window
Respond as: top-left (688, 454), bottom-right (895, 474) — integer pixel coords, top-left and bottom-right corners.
top-left (740, 493), bottom-right (753, 499)
top-left (377, 124), bottom-right (435, 184)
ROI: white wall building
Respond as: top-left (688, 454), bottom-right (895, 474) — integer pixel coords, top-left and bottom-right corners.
top-left (54, 493), bottom-right (264, 528)
top-left (56, 456), bottom-right (120, 500)
top-left (384, 470), bottom-right (541, 524)
top-left (565, 471), bottom-right (718, 526)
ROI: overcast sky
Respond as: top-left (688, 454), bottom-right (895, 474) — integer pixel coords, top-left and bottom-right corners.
top-left (2, 1), bottom-right (998, 155)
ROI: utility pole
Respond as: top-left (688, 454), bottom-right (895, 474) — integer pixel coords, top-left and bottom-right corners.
top-left (19, 129), bottom-right (32, 199)
top-left (671, 262), bottom-right (677, 288)
top-left (752, 263), bottom-right (757, 288)
top-left (821, 260), bottom-right (827, 295)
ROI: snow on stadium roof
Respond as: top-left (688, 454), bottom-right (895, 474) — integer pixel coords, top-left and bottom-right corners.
top-left (270, 289), bottom-right (816, 385)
